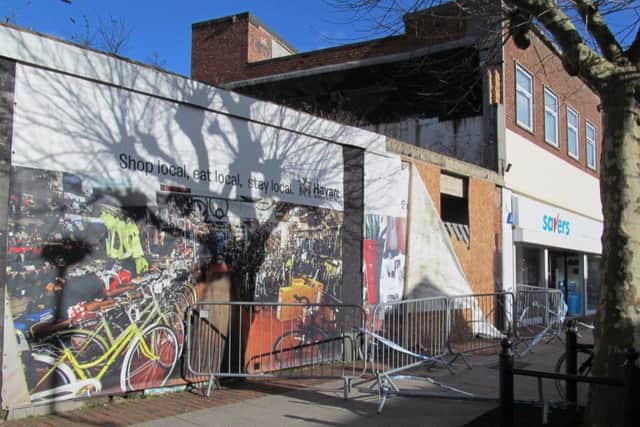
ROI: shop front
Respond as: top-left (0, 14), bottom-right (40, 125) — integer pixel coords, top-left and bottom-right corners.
top-left (511, 195), bottom-right (602, 316)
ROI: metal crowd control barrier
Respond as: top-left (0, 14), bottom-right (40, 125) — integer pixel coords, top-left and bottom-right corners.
top-left (369, 296), bottom-right (451, 374)
top-left (514, 285), bottom-right (566, 357)
top-left (447, 292), bottom-right (515, 365)
top-left (364, 293), bottom-right (509, 413)
top-left (185, 301), bottom-right (367, 397)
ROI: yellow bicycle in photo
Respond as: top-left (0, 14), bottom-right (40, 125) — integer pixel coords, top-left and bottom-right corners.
top-left (28, 298), bottom-right (179, 403)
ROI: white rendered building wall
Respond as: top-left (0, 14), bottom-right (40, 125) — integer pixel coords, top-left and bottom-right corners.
top-left (504, 129), bottom-right (602, 221)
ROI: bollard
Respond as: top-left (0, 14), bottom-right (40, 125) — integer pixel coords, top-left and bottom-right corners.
top-left (500, 338), bottom-right (514, 427)
top-left (624, 348), bottom-right (639, 427)
top-left (565, 319), bottom-right (578, 404)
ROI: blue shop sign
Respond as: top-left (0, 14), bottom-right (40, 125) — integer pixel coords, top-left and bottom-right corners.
top-left (542, 214), bottom-right (570, 236)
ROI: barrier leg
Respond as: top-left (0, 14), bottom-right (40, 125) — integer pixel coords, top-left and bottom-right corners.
top-left (206, 374), bottom-right (219, 398)
top-left (448, 351), bottom-right (471, 370)
top-left (343, 377), bottom-right (352, 400)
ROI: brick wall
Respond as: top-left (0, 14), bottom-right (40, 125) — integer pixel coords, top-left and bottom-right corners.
top-left (503, 32), bottom-right (602, 178)
top-left (450, 179), bottom-right (500, 295)
top-left (403, 4), bottom-right (466, 42)
top-left (413, 161), bottom-right (498, 294)
top-left (191, 16), bottom-right (250, 86)
top-left (414, 161), bottom-right (441, 212)
top-left (191, 11), bottom-right (468, 86)
top-left (247, 21), bottom-right (273, 63)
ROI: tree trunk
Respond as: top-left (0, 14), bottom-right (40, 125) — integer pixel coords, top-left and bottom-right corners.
top-left (587, 76), bottom-right (640, 427)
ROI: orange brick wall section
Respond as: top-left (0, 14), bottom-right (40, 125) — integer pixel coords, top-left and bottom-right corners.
top-left (450, 178), bottom-right (498, 295)
top-left (413, 162), bottom-right (441, 212)
top-left (412, 161), bottom-right (498, 295)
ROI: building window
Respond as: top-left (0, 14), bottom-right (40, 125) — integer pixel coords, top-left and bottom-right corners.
top-left (543, 88), bottom-right (559, 147)
top-left (586, 122), bottom-right (597, 169)
top-left (516, 245), bottom-right (542, 287)
top-left (567, 106), bottom-right (579, 159)
top-left (515, 64), bottom-right (533, 132)
top-left (440, 174), bottom-right (470, 246)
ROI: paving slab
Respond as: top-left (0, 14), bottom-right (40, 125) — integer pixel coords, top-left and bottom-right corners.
top-left (2, 338), bottom-right (578, 427)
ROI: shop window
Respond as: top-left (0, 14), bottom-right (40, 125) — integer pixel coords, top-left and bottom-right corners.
top-left (567, 106), bottom-right (579, 159)
top-left (515, 64), bottom-right (533, 132)
top-left (516, 245), bottom-right (542, 287)
top-left (544, 88), bottom-right (559, 147)
top-left (440, 174), bottom-right (469, 246)
top-left (586, 122), bottom-right (597, 170)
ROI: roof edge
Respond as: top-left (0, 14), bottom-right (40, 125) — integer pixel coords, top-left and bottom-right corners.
top-left (223, 35), bottom-right (478, 89)
top-left (192, 12), bottom-right (297, 54)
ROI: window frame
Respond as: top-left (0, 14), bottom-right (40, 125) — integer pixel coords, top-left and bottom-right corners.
top-left (566, 105), bottom-right (580, 160)
top-left (515, 63), bottom-right (534, 132)
top-left (586, 121), bottom-right (597, 170)
top-left (543, 87), bottom-right (559, 148)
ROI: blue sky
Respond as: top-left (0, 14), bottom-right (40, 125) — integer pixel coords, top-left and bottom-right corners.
top-left (0, 0), bottom-right (363, 76)
top-left (2, 1), bottom-right (635, 78)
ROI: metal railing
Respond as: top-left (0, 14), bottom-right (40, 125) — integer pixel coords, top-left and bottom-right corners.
top-left (514, 285), bottom-right (566, 357)
top-left (183, 288), bottom-right (567, 408)
top-left (185, 301), bottom-right (366, 397)
top-left (499, 330), bottom-right (639, 427)
top-left (369, 296), bottom-right (451, 375)
top-left (447, 292), bottom-right (515, 363)
top-left (364, 292), bottom-right (513, 413)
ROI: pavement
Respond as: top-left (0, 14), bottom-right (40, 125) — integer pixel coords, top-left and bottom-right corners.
top-left (1, 336), bottom-right (574, 427)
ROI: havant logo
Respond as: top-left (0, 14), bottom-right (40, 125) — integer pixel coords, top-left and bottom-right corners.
top-left (543, 213), bottom-right (570, 236)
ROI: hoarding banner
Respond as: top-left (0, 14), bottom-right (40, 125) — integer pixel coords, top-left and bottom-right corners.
top-left (363, 155), bottom-right (409, 307)
top-left (3, 64), bottom-right (351, 407)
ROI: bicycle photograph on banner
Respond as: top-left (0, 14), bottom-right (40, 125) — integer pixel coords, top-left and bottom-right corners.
top-left (8, 167), bottom-right (196, 403)
top-left (242, 277), bottom-right (346, 373)
top-left (7, 165), bottom-right (347, 402)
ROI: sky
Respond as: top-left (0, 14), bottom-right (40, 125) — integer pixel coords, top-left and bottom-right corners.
top-left (2, 1), bottom-right (636, 78)
top-left (0, 0), bottom-right (365, 77)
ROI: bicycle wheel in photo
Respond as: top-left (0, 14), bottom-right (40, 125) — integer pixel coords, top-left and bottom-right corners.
top-left (273, 330), bottom-right (326, 369)
top-left (554, 348), bottom-right (593, 401)
top-left (27, 352), bottom-right (78, 400)
top-left (184, 283), bottom-right (198, 306)
top-left (52, 329), bottom-right (109, 373)
top-left (120, 325), bottom-right (178, 392)
top-left (171, 290), bottom-right (190, 315)
top-left (161, 310), bottom-right (185, 358)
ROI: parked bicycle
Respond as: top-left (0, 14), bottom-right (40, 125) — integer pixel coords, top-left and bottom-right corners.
top-left (554, 320), bottom-right (594, 401)
top-left (272, 296), bottom-right (344, 369)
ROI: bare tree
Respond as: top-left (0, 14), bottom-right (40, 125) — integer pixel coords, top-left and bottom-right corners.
top-left (97, 15), bottom-right (132, 55)
top-left (68, 13), bottom-right (133, 55)
top-left (330, 1), bottom-right (639, 425)
top-left (69, 14), bottom-right (95, 48)
top-left (147, 51), bottom-right (167, 70)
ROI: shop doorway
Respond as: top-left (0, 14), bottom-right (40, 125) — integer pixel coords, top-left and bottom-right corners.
top-left (548, 250), bottom-right (584, 316)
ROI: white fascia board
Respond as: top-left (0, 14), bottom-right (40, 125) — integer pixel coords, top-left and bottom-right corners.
top-left (513, 228), bottom-right (601, 254)
top-left (504, 129), bottom-right (602, 221)
top-left (0, 24), bottom-right (386, 154)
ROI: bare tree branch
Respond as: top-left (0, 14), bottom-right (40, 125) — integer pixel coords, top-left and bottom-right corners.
top-left (69, 14), bottom-right (95, 48)
top-left (573, 0), bottom-right (623, 63)
top-left (98, 15), bottom-right (132, 55)
top-left (507, 0), bottom-right (617, 85)
top-left (626, 28), bottom-right (640, 65)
